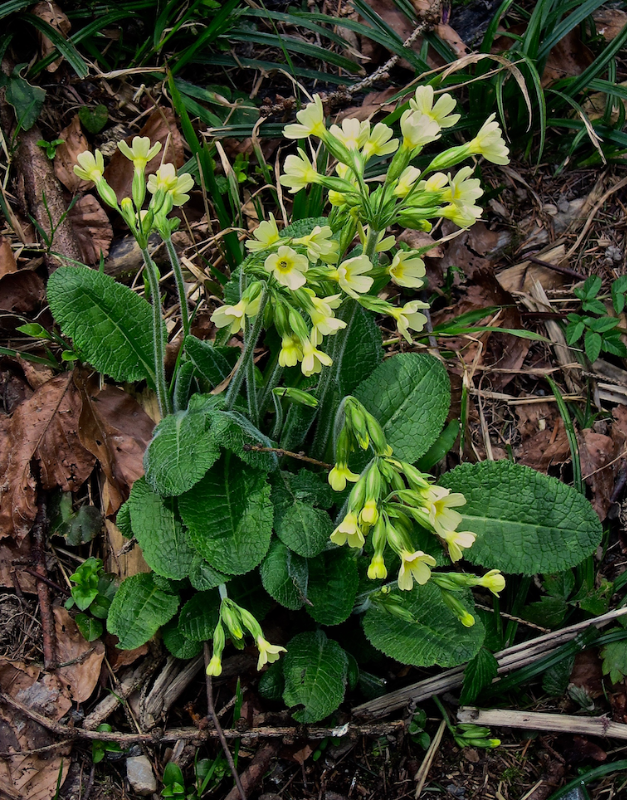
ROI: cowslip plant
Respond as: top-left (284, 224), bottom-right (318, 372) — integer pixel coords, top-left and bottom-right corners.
top-left (46, 89), bottom-right (603, 724)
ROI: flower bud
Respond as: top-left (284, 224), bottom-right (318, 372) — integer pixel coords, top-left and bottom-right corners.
top-left (440, 589), bottom-right (475, 627)
top-left (273, 386), bottom-right (318, 408)
top-left (238, 605), bottom-right (263, 640)
top-left (95, 178), bottom-right (119, 210)
top-left (220, 599), bottom-right (244, 640)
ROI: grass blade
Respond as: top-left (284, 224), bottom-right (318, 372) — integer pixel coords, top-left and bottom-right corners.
top-left (24, 12), bottom-right (88, 78)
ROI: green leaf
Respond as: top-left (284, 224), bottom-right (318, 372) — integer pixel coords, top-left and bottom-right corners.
top-left (354, 353), bottom-right (450, 462)
top-left (5, 68), bottom-right (46, 130)
top-left (281, 216), bottom-right (328, 239)
top-left (282, 630), bottom-right (348, 723)
top-left (522, 596), bottom-right (567, 629)
top-left (162, 617), bottom-right (204, 659)
top-left (212, 409), bottom-right (278, 471)
top-left (179, 454), bottom-right (273, 575)
top-left (260, 539), bottom-right (308, 610)
top-left (439, 461), bottom-right (603, 575)
top-left (178, 591), bottom-right (220, 642)
top-left (127, 478), bottom-right (196, 580)
top-left (189, 555), bottom-right (228, 591)
top-left (460, 648), bottom-right (499, 705)
top-left (184, 335), bottom-right (236, 389)
top-left (271, 471), bottom-right (333, 558)
top-left (363, 583), bottom-right (484, 667)
top-left (258, 660), bottom-right (285, 700)
top-left (334, 301), bottom-right (383, 396)
top-left (115, 501), bottom-right (133, 539)
top-left (58, 505), bottom-right (102, 546)
top-left (601, 640), bottom-right (627, 685)
top-left (566, 321), bottom-right (585, 345)
top-left (584, 330), bottom-right (602, 362)
top-left (75, 613), bottom-right (103, 642)
top-left (47, 267), bottom-right (158, 386)
top-left (306, 549), bottom-right (359, 626)
top-left (416, 419), bottom-right (459, 472)
top-left (542, 654), bottom-right (575, 697)
top-left (143, 395), bottom-right (222, 496)
top-left (543, 570), bottom-right (575, 599)
top-left (78, 104), bottom-right (108, 134)
top-left (107, 573), bottom-right (179, 650)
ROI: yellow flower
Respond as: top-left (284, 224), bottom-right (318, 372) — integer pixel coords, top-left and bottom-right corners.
top-left (419, 485), bottom-right (466, 533)
top-left (331, 512), bottom-right (365, 548)
top-left (391, 300), bottom-right (429, 343)
top-left (440, 529), bottom-right (476, 562)
top-left (367, 554), bottom-right (387, 580)
top-left (206, 655), bottom-right (222, 676)
top-left (397, 550), bottom-right (436, 591)
top-left (409, 86), bottom-right (460, 129)
top-left (301, 334), bottom-right (333, 376)
top-left (419, 172), bottom-right (448, 193)
top-left (468, 114), bottom-right (510, 164)
top-left (393, 166), bottom-right (421, 198)
top-left (264, 245), bottom-right (309, 290)
top-left (334, 255), bottom-right (374, 298)
top-left (400, 110), bottom-right (441, 150)
top-left (389, 251), bottom-right (426, 289)
top-left (279, 148), bottom-right (320, 193)
top-left (460, 611), bottom-right (476, 627)
top-left (360, 499), bottom-right (379, 526)
top-left (147, 163), bottom-right (194, 205)
top-left (284, 95), bottom-right (326, 139)
top-left (308, 294), bottom-right (346, 340)
top-left (443, 166), bottom-right (483, 205)
top-left (362, 123), bottom-right (398, 160)
top-left (278, 334), bottom-right (304, 367)
top-left (441, 203), bottom-right (482, 228)
top-left (211, 300), bottom-right (247, 334)
top-left (74, 150), bottom-right (105, 183)
top-left (256, 636), bottom-right (286, 670)
top-left (294, 225), bottom-right (338, 264)
top-left (328, 463), bottom-right (359, 492)
top-left (246, 213), bottom-right (281, 252)
top-left (328, 117), bottom-right (370, 150)
top-left (477, 569), bottom-right (505, 596)
top-left (117, 136), bottom-right (161, 169)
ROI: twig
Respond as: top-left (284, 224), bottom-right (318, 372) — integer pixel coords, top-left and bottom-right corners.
top-left (21, 567), bottom-right (69, 596)
top-left (414, 719), bottom-right (446, 798)
top-left (525, 255), bottom-right (584, 281)
top-left (474, 603), bottom-right (550, 634)
top-left (458, 707), bottom-right (627, 740)
top-left (204, 642), bottom-right (247, 800)
top-left (0, 739), bottom-right (73, 758)
top-left (30, 495), bottom-right (56, 670)
top-left (223, 741), bottom-right (281, 800)
top-left (82, 763), bottom-right (96, 800)
top-left (243, 444), bottom-right (332, 469)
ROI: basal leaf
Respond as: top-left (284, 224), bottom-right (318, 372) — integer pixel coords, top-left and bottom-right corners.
top-left (271, 471), bottom-right (333, 558)
top-left (47, 267), bottom-right (158, 385)
top-left (260, 539), bottom-right (308, 610)
top-left (107, 573), bottom-right (179, 650)
top-left (459, 647), bottom-right (499, 705)
top-left (354, 353), bottom-right (450, 462)
top-left (189, 554), bottom-right (228, 591)
top-left (162, 617), bottom-right (203, 659)
top-left (306, 548), bottom-right (358, 626)
top-left (178, 590), bottom-right (221, 642)
top-left (212, 409), bottom-right (278, 471)
top-left (127, 478), bottom-right (196, 580)
top-left (439, 461), bottom-right (603, 575)
top-left (334, 301), bottom-right (383, 396)
top-left (179, 453), bottom-right (273, 575)
top-left (363, 583), bottom-right (484, 667)
top-left (283, 630), bottom-right (348, 723)
top-left (184, 335), bottom-right (238, 389)
top-left (281, 216), bottom-right (328, 238)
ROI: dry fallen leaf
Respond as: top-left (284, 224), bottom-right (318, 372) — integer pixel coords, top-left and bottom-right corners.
top-left (515, 402), bottom-right (571, 472)
top-left (0, 271), bottom-right (45, 315)
top-left (104, 108), bottom-right (185, 204)
top-left (53, 115), bottom-right (91, 193)
top-left (579, 428), bottom-right (618, 520)
top-left (436, 23), bottom-right (468, 58)
top-left (592, 9), bottom-right (627, 42)
top-left (53, 607), bottom-right (105, 703)
top-left (0, 236), bottom-right (17, 277)
top-left (68, 195), bottom-right (113, 264)
top-left (336, 87), bottom-right (399, 121)
top-left (0, 371), bottom-right (96, 541)
top-left (0, 658), bottom-right (72, 800)
top-left (31, 1), bottom-right (71, 72)
top-left (0, 537), bottom-right (38, 593)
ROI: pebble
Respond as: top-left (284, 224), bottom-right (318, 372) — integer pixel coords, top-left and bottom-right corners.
top-left (126, 755), bottom-right (157, 796)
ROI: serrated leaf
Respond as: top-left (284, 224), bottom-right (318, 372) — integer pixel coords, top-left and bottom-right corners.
top-left (162, 617), bottom-right (204, 659)
top-left (179, 453), bottom-right (273, 575)
top-left (439, 461), bottom-right (603, 575)
top-left (184, 335), bottom-right (237, 389)
top-left (258, 660), bottom-right (284, 700)
top-left (584, 330), bottom-right (602, 363)
top-left (283, 630), bottom-right (348, 723)
top-left (115, 500), bottom-right (133, 538)
top-left (189, 555), bottom-right (228, 590)
top-left (260, 539), bottom-right (308, 610)
top-left (212, 409), bottom-right (278, 471)
top-left (127, 478), bottom-right (196, 580)
top-left (601, 640), bottom-right (627, 685)
top-left (143, 395), bottom-right (222, 496)
top-left (281, 216), bottom-right (328, 239)
top-left (107, 573), bottom-right (179, 650)
top-left (271, 471), bottom-right (333, 558)
top-left (363, 583), bottom-right (484, 667)
top-left (47, 266), bottom-right (158, 385)
top-left (460, 648), bottom-right (498, 705)
top-left (354, 353), bottom-right (450, 462)
top-left (522, 596), bottom-right (566, 628)
top-left (178, 591), bottom-right (221, 642)
top-left (306, 548), bottom-right (358, 625)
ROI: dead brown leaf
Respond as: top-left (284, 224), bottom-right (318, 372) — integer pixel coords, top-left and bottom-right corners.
top-left (104, 108), bottom-right (185, 204)
top-left (0, 371), bottom-right (96, 541)
top-left (0, 658), bottom-right (72, 800)
top-left (336, 87), bottom-right (398, 122)
top-left (0, 271), bottom-right (45, 315)
top-left (32, 1), bottom-right (71, 72)
top-left (542, 28), bottom-right (594, 85)
top-left (68, 195), bottom-right (113, 265)
top-left (592, 9), bottom-right (627, 42)
top-left (570, 650), bottom-right (604, 697)
top-left (515, 402), bottom-right (571, 472)
top-left (104, 632), bottom-right (149, 671)
top-left (397, 229), bottom-right (444, 257)
top-left (53, 115), bottom-right (91, 193)
top-left (0, 237), bottom-right (17, 278)
top-left (579, 429), bottom-right (616, 520)
top-left (76, 373), bottom-right (154, 515)
top-left (436, 23), bottom-right (468, 58)
top-left (53, 607), bottom-right (105, 703)
top-left (0, 537), bottom-right (38, 593)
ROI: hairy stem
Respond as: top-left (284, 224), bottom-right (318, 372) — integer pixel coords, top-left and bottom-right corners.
top-left (141, 247), bottom-right (171, 417)
top-left (224, 289), bottom-right (268, 412)
top-left (164, 235), bottom-right (190, 340)
top-left (258, 356), bottom-right (283, 419)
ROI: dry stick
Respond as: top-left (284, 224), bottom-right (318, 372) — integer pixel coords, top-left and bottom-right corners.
top-left (243, 444), bottom-right (332, 470)
top-left (203, 642), bottom-right (247, 800)
top-left (525, 255), bottom-right (585, 281)
top-left (30, 495), bottom-right (56, 671)
top-left (83, 655), bottom-right (159, 730)
top-left (353, 606), bottom-right (627, 719)
top-left (458, 707), bottom-right (627, 741)
top-left (414, 719), bottom-right (446, 798)
top-left (223, 741), bottom-right (281, 800)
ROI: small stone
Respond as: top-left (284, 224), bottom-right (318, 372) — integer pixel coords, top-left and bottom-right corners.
top-left (126, 755), bottom-right (157, 796)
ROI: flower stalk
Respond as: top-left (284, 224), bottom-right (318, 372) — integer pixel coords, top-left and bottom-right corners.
top-left (141, 247), bottom-right (172, 417)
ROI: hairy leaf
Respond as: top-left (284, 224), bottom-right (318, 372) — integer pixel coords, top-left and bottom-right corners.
top-left (271, 471), bottom-right (333, 558)
top-left (162, 617), bottom-right (203, 659)
top-left (460, 648), bottom-right (499, 705)
top-left (178, 591), bottom-right (221, 642)
top-left (184, 335), bottom-right (237, 389)
top-left (189, 555), bottom-right (228, 591)
top-left (306, 549), bottom-right (358, 626)
top-left (260, 539), bottom-right (308, 610)
top-left (107, 573), bottom-right (179, 650)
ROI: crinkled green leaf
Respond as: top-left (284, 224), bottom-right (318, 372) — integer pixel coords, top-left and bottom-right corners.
top-left (283, 630), bottom-right (348, 723)
top-left (189, 555), bottom-right (228, 591)
top-left (354, 353), bottom-right (450, 462)
top-left (601, 640), bottom-right (627, 685)
top-left (258, 660), bottom-right (285, 700)
top-left (334, 301), bottom-right (383, 396)
top-left (178, 591), bottom-right (221, 642)
top-left (75, 613), bottom-right (103, 642)
top-left (184, 335), bottom-right (238, 389)
top-left (6, 69), bottom-right (46, 130)
top-left (47, 267), bottom-right (158, 385)
top-left (271, 471), bottom-right (333, 558)
top-left (127, 478), bottom-right (196, 580)
top-left (115, 500), bottom-right (133, 539)
top-left (363, 583), bottom-right (484, 667)
top-left (460, 648), bottom-right (499, 705)
top-left (162, 617), bottom-right (204, 659)
top-left (260, 539), bottom-right (308, 610)
top-left (306, 548), bottom-right (358, 626)
top-left (179, 454), bottom-right (273, 575)
top-left (212, 409), bottom-right (278, 471)
top-left (281, 216), bottom-right (327, 239)
top-left (107, 573), bottom-right (179, 650)
top-left (439, 461), bottom-right (603, 575)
